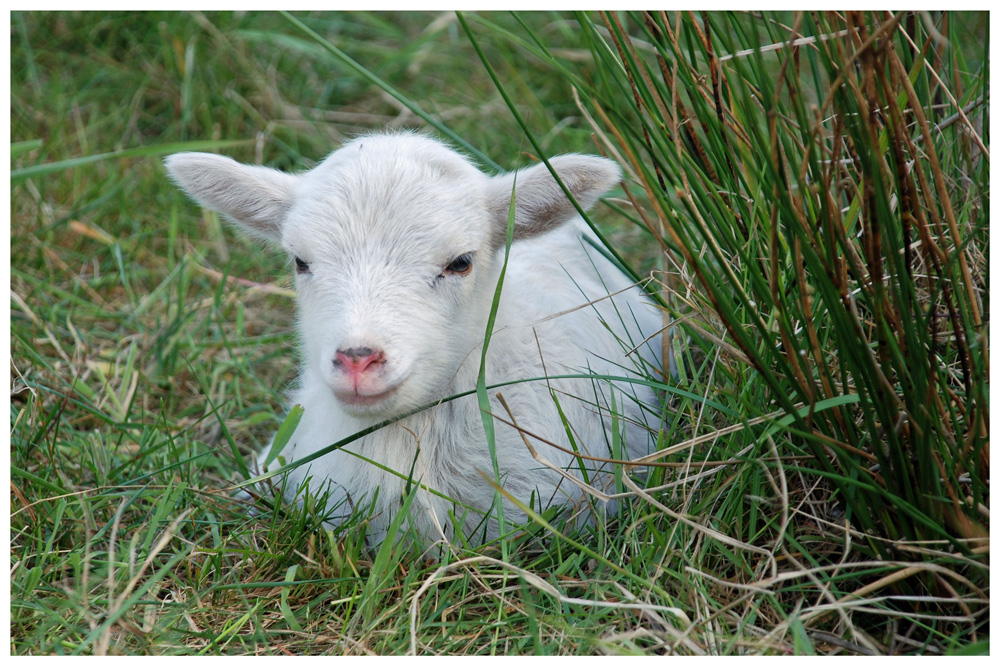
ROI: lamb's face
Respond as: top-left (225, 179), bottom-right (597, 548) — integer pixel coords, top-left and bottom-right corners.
top-left (165, 132), bottom-right (622, 420)
top-left (281, 145), bottom-right (497, 418)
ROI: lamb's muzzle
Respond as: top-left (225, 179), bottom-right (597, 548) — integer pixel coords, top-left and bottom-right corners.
top-left (332, 346), bottom-right (395, 407)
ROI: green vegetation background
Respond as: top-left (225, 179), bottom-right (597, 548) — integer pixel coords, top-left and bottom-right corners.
top-left (10, 11), bottom-right (989, 656)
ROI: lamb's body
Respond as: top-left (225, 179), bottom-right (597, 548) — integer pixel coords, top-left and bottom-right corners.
top-left (166, 133), bottom-right (662, 546)
top-left (268, 218), bottom-right (659, 543)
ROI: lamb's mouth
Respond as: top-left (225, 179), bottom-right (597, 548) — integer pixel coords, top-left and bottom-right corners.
top-left (333, 383), bottom-right (402, 409)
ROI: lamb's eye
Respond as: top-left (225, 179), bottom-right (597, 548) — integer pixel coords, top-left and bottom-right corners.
top-left (294, 257), bottom-right (311, 274)
top-left (444, 253), bottom-right (473, 276)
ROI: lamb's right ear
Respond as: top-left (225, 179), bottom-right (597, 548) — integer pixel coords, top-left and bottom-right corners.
top-left (164, 153), bottom-right (297, 243)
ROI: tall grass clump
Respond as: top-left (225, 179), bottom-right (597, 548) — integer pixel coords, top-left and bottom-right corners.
top-left (615, 11), bottom-right (989, 543)
top-left (461, 9), bottom-right (988, 651)
top-left (11, 10), bottom-right (987, 655)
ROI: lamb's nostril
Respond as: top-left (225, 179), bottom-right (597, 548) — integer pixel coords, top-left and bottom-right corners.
top-left (334, 347), bottom-right (385, 375)
top-left (343, 346), bottom-right (374, 362)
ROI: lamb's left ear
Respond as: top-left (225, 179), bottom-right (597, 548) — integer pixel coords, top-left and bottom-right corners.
top-left (486, 155), bottom-right (621, 248)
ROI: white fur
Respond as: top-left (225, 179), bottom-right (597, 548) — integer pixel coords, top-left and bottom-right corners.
top-left (165, 132), bottom-right (662, 547)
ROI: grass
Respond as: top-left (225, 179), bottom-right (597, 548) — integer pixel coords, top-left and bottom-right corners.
top-left (10, 10), bottom-right (989, 655)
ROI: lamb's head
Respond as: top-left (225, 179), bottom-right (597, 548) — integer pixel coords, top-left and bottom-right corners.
top-left (165, 133), bottom-right (620, 418)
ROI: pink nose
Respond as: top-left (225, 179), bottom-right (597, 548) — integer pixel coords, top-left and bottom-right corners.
top-left (334, 347), bottom-right (384, 376)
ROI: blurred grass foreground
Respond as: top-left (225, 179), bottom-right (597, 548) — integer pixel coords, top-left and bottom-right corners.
top-left (10, 11), bottom-right (989, 656)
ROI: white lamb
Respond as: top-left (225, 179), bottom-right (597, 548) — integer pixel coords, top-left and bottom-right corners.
top-left (165, 132), bottom-right (663, 547)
